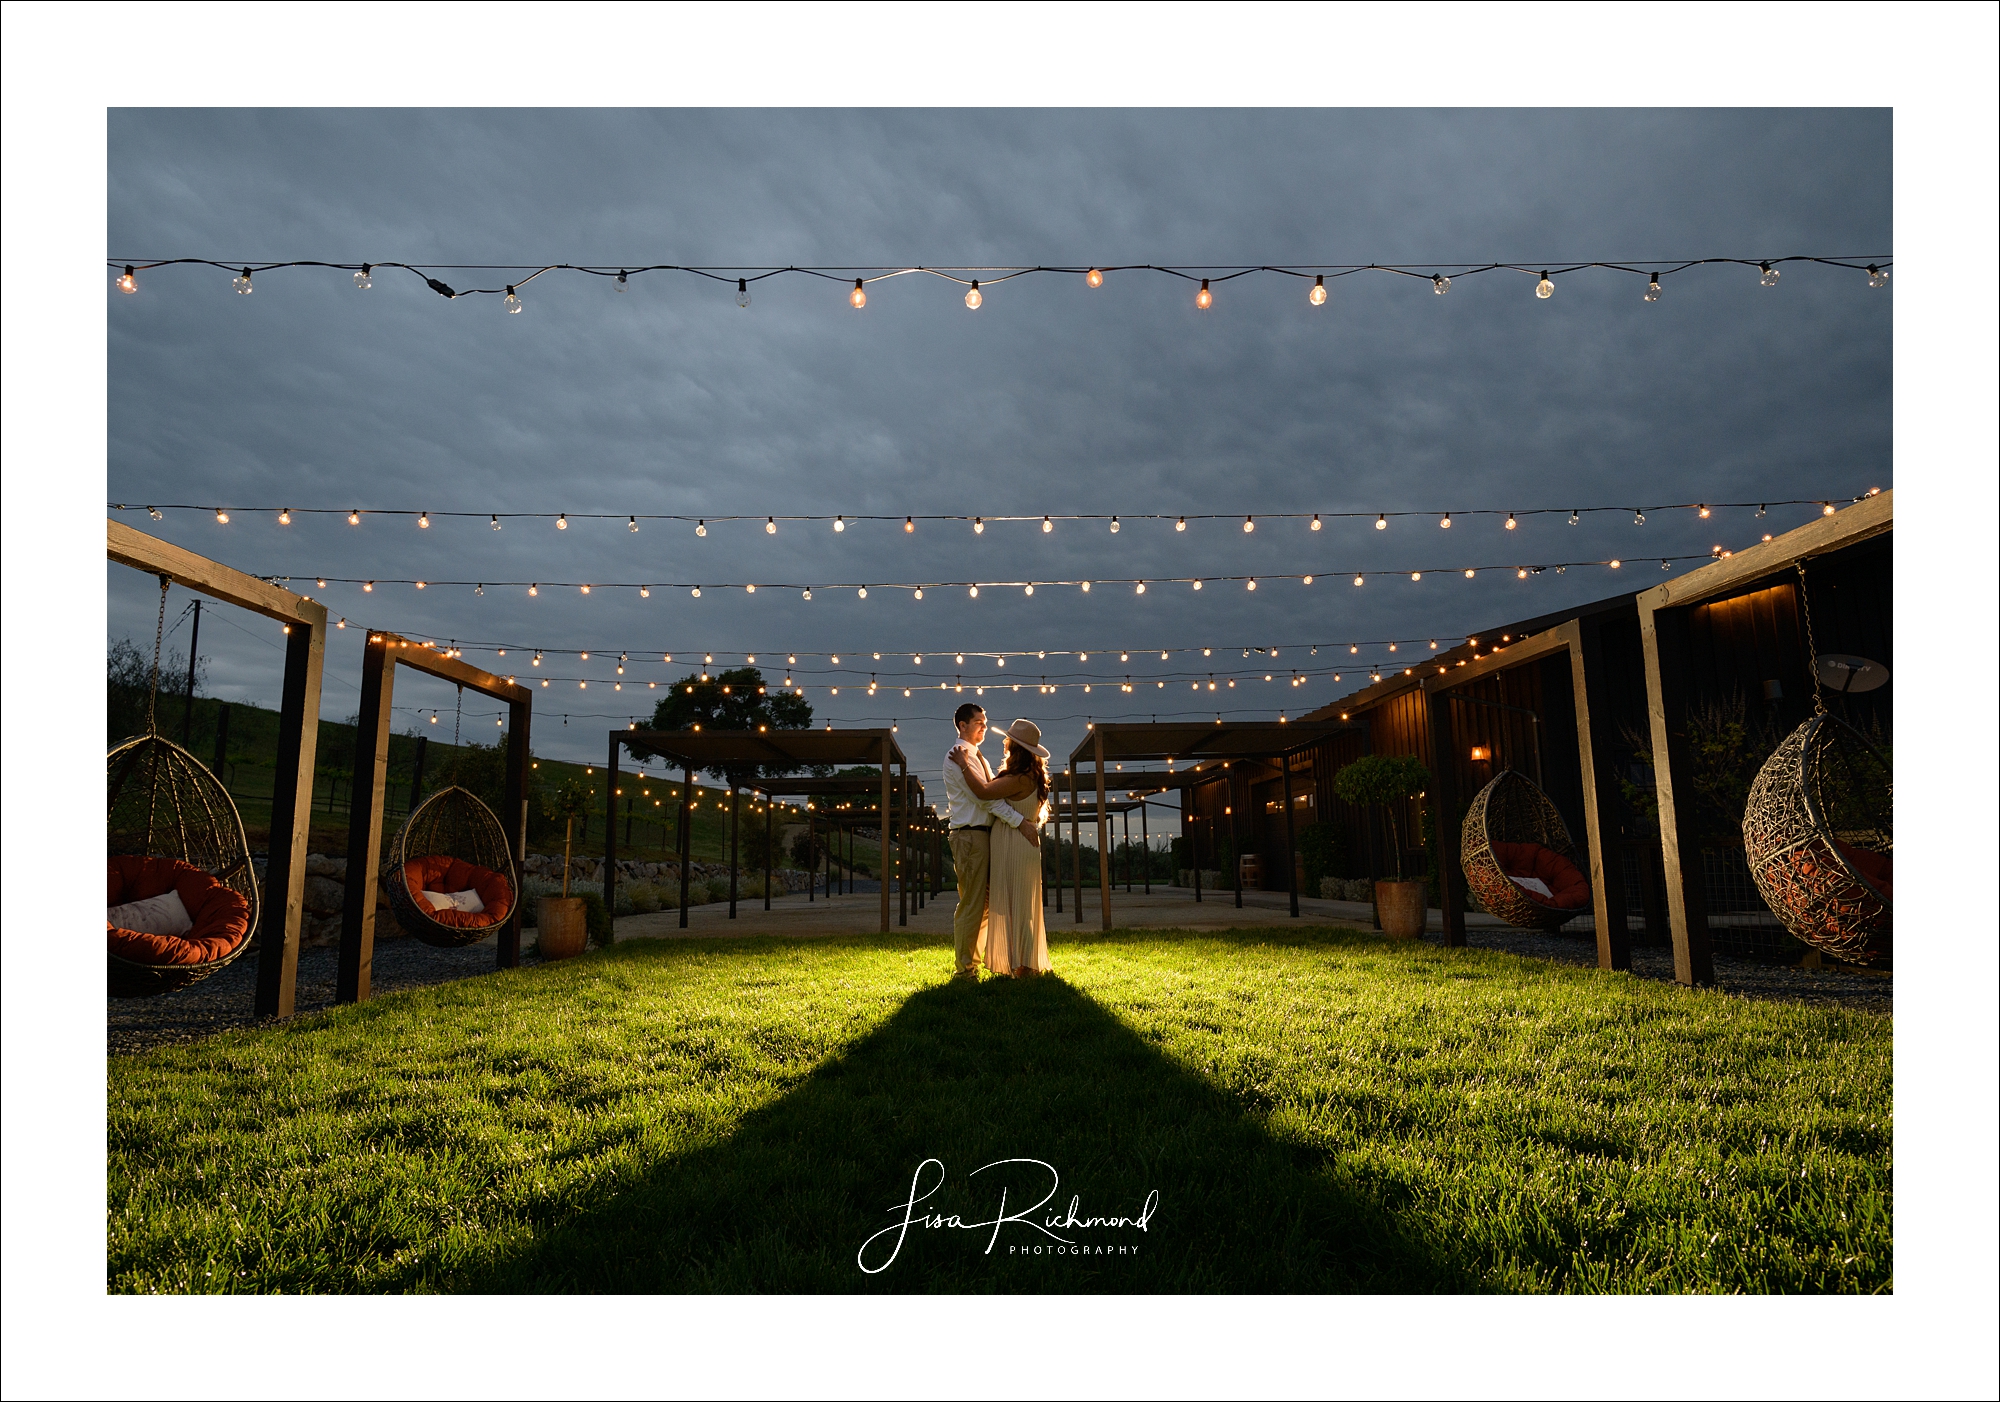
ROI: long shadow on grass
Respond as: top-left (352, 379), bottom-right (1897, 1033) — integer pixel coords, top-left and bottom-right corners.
top-left (444, 969), bottom-right (1470, 1292)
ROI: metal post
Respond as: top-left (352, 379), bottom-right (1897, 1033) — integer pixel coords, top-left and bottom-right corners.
top-left (604, 734), bottom-right (620, 924)
top-left (879, 735), bottom-right (892, 933)
top-left (764, 789), bottom-right (773, 911)
top-left (1141, 800), bottom-right (1150, 893)
top-left (898, 760), bottom-right (908, 927)
top-left (500, 698), bottom-right (528, 968)
top-left (1070, 766), bottom-right (1082, 923)
top-left (407, 733), bottom-right (428, 816)
top-left (1122, 808), bottom-right (1132, 893)
top-left (181, 599), bottom-right (201, 745)
top-left (1230, 770), bottom-right (1243, 909)
top-left (727, 784), bottom-right (740, 918)
top-left (1095, 731), bottom-right (1112, 930)
top-left (806, 799), bottom-right (815, 902)
top-left (678, 766), bottom-right (692, 928)
top-left (1283, 748), bottom-right (1300, 918)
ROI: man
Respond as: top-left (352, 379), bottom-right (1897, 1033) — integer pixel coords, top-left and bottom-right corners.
top-left (943, 703), bottom-right (1037, 978)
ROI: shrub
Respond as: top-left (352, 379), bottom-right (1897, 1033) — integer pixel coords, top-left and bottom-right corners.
top-left (705, 879), bottom-right (733, 904)
top-left (1332, 754), bottom-right (1430, 881)
top-left (576, 890), bottom-right (615, 947)
top-left (1295, 821), bottom-right (1350, 889)
top-left (627, 881), bottom-right (664, 915)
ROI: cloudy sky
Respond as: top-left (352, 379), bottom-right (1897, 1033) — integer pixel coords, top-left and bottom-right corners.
top-left (107, 108), bottom-right (1891, 774)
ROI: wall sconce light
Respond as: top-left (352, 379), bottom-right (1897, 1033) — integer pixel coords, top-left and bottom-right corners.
top-left (1470, 746), bottom-right (1492, 761)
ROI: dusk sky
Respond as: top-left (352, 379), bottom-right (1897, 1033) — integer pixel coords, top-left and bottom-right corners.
top-left (107, 108), bottom-right (1892, 777)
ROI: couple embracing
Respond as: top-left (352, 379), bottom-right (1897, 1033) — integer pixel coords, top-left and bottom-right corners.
top-left (942, 704), bottom-right (1052, 979)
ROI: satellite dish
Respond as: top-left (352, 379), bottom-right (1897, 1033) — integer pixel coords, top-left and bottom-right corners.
top-left (1814, 653), bottom-right (1889, 694)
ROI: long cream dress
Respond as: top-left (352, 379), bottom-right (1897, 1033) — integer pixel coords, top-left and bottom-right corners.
top-left (984, 791), bottom-right (1050, 974)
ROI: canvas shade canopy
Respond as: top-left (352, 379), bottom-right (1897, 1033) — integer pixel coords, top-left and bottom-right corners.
top-left (107, 521), bottom-right (327, 1017)
top-left (1068, 722), bottom-right (1348, 926)
top-left (609, 728), bottom-right (911, 932)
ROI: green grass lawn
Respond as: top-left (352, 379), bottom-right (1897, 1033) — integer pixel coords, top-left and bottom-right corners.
top-left (108, 926), bottom-right (1891, 1293)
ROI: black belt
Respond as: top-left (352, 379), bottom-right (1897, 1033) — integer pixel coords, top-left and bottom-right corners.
top-left (951, 824), bottom-right (992, 833)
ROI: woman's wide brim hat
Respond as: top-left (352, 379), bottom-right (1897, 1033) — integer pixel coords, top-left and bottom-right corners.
top-left (997, 719), bottom-right (1050, 758)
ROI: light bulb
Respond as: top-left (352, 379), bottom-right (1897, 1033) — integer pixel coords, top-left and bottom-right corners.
top-left (1353, 574), bottom-right (1364, 587)
top-left (1411, 572), bottom-right (1422, 581)
top-left (1310, 514), bottom-right (1322, 531)
top-left (802, 588), bottom-right (812, 600)
top-left (1086, 267), bottom-right (1104, 288)
top-left (476, 583), bottom-right (484, 596)
top-left (1309, 274), bottom-right (1327, 306)
top-left (1518, 568), bottom-right (1529, 578)
top-left (913, 588), bottom-right (923, 599)
top-left (1463, 569), bottom-right (1475, 579)
top-left (1867, 265), bottom-right (1888, 289)
top-left (1645, 275), bottom-right (1661, 302)
top-left (765, 516), bottom-right (776, 534)
top-left (969, 585), bottom-right (980, 597)
top-left (147, 506), bottom-right (162, 520)
top-left (696, 520), bottom-right (707, 536)
top-left (629, 516), bottom-right (639, 532)
top-left (1195, 278), bottom-right (1212, 310)
top-left (215, 508), bottom-right (229, 524)
top-left (1505, 513), bottom-right (1517, 530)
top-left (1535, 272), bottom-right (1554, 299)
top-left (1822, 502), bottom-right (1836, 516)
top-left (1247, 578), bottom-right (1257, 591)
top-left (364, 580), bottom-right (375, 592)
top-left (1081, 581), bottom-right (1091, 592)
top-left (1192, 580), bottom-right (1202, 590)
top-left (232, 268), bottom-right (253, 295)
top-left (745, 583), bottom-right (755, 593)
top-left (850, 278), bottom-right (867, 308)
top-left (737, 278), bottom-right (751, 308)
top-left (1609, 559), bottom-right (1622, 569)
top-left (1440, 513), bottom-right (1452, 529)
top-left (1175, 516), bottom-right (1186, 532)
top-left (580, 584), bottom-right (590, 594)
top-left (1161, 651), bottom-right (1170, 659)
top-left (1697, 504), bottom-right (1711, 519)
top-left (557, 513), bottom-right (568, 530)
top-left (905, 516), bottom-right (915, 533)
top-left (1243, 516), bottom-right (1254, 533)
top-left (857, 586), bottom-right (868, 598)
top-left (1135, 581), bottom-right (1146, 593)
top-left (616, 270), bottom-right (628, 292)
top-left (964, 280), bottom-right (982, 309)
top-left (416, 581), bottom-right (427, 589)
top-left (1759, 262), bottom-right (1780, 287)
top-left (505, 285), bottom-right (522, 312)
top-left (1302, 575), bottom-right (1313, 584)
top-left (1634, 510), bottom-right (1646, 525)
top-left (349, 510), bottom-right (360, 525)
top-left (117, 265), bottom-right (137, 294)
top-left (316, 577), bottom-right (326, 588)
top-left (1432, 274), bottom-right (1450, 294)
top-left (418, 512), bottom-right (430, 529)
top-left (1569, 510), bottom-right (1580, 525)
top-left (1109, 516), bottom-right (1120, 533)
top-left (278, 509), bottom-right (292, 525)
top-left (1023, 584), bottom-right (1033, 595)
top-left (1756, 504), bottom-right (1768, 518)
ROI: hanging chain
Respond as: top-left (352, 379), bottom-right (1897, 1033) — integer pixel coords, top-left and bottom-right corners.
top-left (147, 575), bottom-right (169, 735)
top-left (1795, 561), bottom-right (1827, 715)
top-left (451, 684), bottom-right (464, 782)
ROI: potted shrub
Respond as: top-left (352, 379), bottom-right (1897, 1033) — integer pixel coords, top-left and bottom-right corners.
top-left (536, 778), bottom-right (591, 960)
top-left (1332, 754), bottom-right (1432, 938)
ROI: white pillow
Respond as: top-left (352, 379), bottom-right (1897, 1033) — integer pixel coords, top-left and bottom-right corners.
top-left (1509, 875), bottom-right (1553, 899)
top-left (110, 888), bottom-right (195, 935)
top-left (422, 888), bottom-right (485, 914)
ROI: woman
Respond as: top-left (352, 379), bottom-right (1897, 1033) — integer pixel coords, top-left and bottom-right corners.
top-left (949, 718), bottom-right (1051, 976)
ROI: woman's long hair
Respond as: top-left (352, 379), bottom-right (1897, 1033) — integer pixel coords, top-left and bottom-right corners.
top-left (1000, 737), bottom-right (1051, 802)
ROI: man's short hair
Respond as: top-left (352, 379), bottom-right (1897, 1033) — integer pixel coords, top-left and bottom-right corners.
top-left (953, 703), bottom-right (986, 727)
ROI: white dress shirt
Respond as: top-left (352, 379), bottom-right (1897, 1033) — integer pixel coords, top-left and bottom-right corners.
top-left (943, 741), bottom-right (1025, 829)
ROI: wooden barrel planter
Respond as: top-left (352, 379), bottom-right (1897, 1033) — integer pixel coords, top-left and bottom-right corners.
top-left (1375, 879), bottom-right (1428, 938)
top-left (536, 896), bottom-right (588, 960)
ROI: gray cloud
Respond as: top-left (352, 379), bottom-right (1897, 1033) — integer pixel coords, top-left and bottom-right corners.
top-left (108, 108), bottom-right (1890, 769)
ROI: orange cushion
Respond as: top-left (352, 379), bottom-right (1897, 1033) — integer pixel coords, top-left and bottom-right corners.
top-left (1832, 840), bottom-right (1893, 903)
top-left (1491, 841), bottom-right (1592, 910)
top-left (402, 853), bottom-right (513, 928)
top-left (107, 854), bottom-right (252, 966)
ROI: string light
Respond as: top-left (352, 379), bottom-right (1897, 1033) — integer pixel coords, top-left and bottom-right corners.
top-left (1569, 510), bottom-right (1580, 525)
top-left (1698, 504), bottom-right (1711, 518)
top-left (505, 285), bottom-right (522, 312)
top-left (1242, 515), bottom-right (1255, 533)
top-left (1645, 274), bottom-right (1662, 302)
top-left (833, 515), bottom-right (846, 532)
top-left (1440, 513), bottom-right (1452, 529)
top-left (1310, 514), bottom-right (1322, 531)
top-left (737, 278), bottom-right (752, 308)
top-left (278, 509), bottom-right (292, 525)
top-left (1086, 267), bottom-right (1104, 288)
top-left (1110, 516), bottom-right (1121, 534)
top-left (850, 278), bottom-right (867, 308)
top-left (1505, 513), bottom-right (1517, 530)
top-left (1042, 516), bottom-right (1053, 533)
top-left (974, 517), bottom-right (985, 534)
top-left (1432, 274), bottom-right (1449, 294)
top-left (418, 512), bottom-right (431, 529)
top-left (117, 266), bottom-right (136, 293)
top-left (491, 515), bottom-right (502, 530)
top-left (354, 264), bottom-right (373, 290)
top-left (147, 507), bottom-right (162, 520)
top-left (696, 520), bottom-right (706, 536)
top-left (905, 517), bottom-right (915, 533)
top-left (629, 516), bottom-right (640, 532)
top-left (232, 268), bottom-right (253, 295)
top-left (964, 280), bottom-right (982, 309)
top-left (348, 510), bottom-right (360, 525)
top-left (639, 586), bottom-right (649, 597)
top-left (1535, 271), bottom-right (1554, 299)
top-left (1634, 509), bottom-right (1646, 525)
top-left (215, 508), bottom-right (229, 524)
top-left (1176, 517), bottom-right (1187, 532)
top-left (1195, 278), bottom-right (1213, 310)
top-left (1867, 264), bottom-right (1888, 289)
top-left (615, 270), bottom-right (628, 292)
top-left (1759, 261), bottom-right (1780, 287)
top-left (1822, 502), bottom-right (1836, 516)
top-left (1310, 274), bottom-right (1327, 306)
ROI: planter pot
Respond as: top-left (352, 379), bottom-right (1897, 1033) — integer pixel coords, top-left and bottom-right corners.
top-left (537, 896), bottom-right (588, 960)
top-left (1374, 880), bottom-right (1428, 939)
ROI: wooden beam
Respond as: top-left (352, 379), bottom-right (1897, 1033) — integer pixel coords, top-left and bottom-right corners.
top-left (1571, 616), bottom-right (1633, 971)
top-left (1426, 623), bottom-right (1574, 693)
top-left (1637, 490), bottom-right (1892, 614)
top-left (107, 519), bottom-right (326, 629)
top-left (1639, 597), bottom-right (1716, 986)
top-left (361, 631), bottom-right (530, 705)
top-left (337, 631), bottom-right (395, 1003)
top-left (253, 617), bottom-right (324, 1018)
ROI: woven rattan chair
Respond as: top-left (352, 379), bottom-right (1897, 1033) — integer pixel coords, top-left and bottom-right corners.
top-left (1743, 713), bottom-right (1891, 966)
top-left (383, 785), bottom-right (519, 948)
top-left (1459, 769), bottom-right (1593, 931)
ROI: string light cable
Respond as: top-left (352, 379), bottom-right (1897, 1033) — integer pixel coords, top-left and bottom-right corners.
top-left (106, 255), bottom-right (1891, 308)
top-left (111, 490), bottom-right (1880, 534)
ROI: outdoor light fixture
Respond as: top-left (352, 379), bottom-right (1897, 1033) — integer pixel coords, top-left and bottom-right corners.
top-left (850, 278), bottom-right (867, 308)
top-left (1867, 265), bottom-right (1888, 288)
top-left (117, 265), bottom-right (137, 293)
top-left (1310, 274), bottom-right (1327, 305)
top-left (1470, 747), bottom-right (1491, 761)
top-left (1086, 267), bottom-right (1104, 288)
top-left (1432, 274), bottom-right (1449, 294)
top-left (1195, 278), bottom-right (1213, 309)
top-left (557, 513), bottom-right (568, 530)
top-left (737, 278), bottom-right (751, 307)
top-left (232, 268), bottom-right (253, 294)
top-left (1645, 274), bottom-right (1662, 302)
top-left (1536, 271), bottom-right (1554, 299)
top-left (418, 512), bottom-right (430, 529)
top-left (505, 285), bottom-right (522, 312)
top-left (1759, 261), bottom-right (1780, 287)
top-left (964, 280), bottom-right (982, 309)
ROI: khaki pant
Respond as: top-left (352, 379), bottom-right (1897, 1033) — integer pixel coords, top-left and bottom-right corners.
top-left (949, 827), bottom-right (991, 974)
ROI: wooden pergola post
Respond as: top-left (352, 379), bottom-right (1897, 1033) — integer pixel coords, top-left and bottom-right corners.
top-left (1095, 729), bottom-right (1112, 930)
top-left (338, 631), bottom-right (396, 1003)
top-left (1640, 603), bottom-right (1716, 986)
top-left (1572, 615), bottom-right (1633, 971)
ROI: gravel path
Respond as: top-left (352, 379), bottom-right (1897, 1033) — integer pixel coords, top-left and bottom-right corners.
top-left (108, 935), bottom-right (539, 1057)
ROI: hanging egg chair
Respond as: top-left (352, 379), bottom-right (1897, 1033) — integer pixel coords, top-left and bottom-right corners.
top-left (106, 579), bottom-right (259, 997)
top-left (1743, 713), bottom-right (1891, 966)
top-left (383, 784), bottom-right (519, 948)
top-left (1460, 769), bottom-right (1593, 931)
